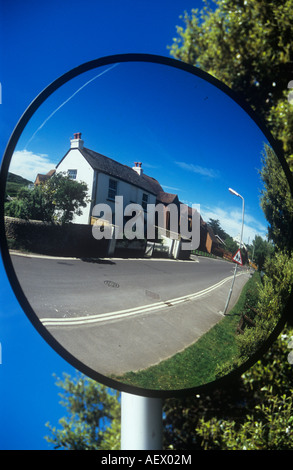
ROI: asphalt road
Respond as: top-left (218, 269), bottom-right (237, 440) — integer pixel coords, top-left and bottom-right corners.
top-left (11, 253), bottom-right (242, 317)
top-left (10, 252), bottom-right (250, 379)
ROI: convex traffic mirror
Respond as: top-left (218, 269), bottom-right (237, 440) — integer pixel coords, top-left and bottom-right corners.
top-left (1, 54), bottom-right (292, 398)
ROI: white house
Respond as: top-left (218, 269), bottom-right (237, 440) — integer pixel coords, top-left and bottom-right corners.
top-left (55, 133), bottom-right (164, 226)
top-left (34, 133), bottom-right (201, 256)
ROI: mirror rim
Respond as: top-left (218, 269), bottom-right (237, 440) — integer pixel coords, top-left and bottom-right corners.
top-left (0, 53), bottom-right (292, 398)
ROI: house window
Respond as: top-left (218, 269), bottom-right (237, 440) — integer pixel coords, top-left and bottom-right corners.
top-left (68, 169), bottom-right (77, 180)
top-left (108, 179), bottom-right (118, 200)
top-left (142, 193), bottom-right (148, 211)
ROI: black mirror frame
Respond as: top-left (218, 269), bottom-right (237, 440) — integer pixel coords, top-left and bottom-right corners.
top-left (1, 53), bottom-right (292, 398)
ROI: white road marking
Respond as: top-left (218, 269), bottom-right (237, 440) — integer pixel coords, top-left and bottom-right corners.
top-left (40, 272), bottom-right (245, 328)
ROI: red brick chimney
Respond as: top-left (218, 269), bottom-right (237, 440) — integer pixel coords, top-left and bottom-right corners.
top-left (132, 161), bottom-right (143, 176)
top-left (70, 132), bottom-right (84, 149)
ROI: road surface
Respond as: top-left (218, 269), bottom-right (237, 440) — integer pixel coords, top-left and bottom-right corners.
top-left (9, 252), bottom-right (250, 377)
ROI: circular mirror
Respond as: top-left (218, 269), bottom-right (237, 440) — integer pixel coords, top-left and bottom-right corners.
top-left (1, 54), bottom-right (292, 398)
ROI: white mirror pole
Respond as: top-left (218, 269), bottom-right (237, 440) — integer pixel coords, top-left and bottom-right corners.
top-left (121, 392), bottom-right (163, 450)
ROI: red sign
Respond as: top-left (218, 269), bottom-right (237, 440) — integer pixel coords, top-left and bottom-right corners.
top-left (232, 249), bottom-right (243, 265)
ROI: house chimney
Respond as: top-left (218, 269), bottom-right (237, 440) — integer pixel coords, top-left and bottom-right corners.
top-left (70, 132), bottom-right (84, 149)
top-left (132, 161), bottom-right (143, 176)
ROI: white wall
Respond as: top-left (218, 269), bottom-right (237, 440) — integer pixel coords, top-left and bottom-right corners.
top-left (95, 172), bottom-right (156, 219)
top-left (56, 148), bottom-right (157, 227)
top-left (56, 149), bottom-right (94, 224)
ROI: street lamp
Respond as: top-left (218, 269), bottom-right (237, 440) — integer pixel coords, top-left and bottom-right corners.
top-left (223, 188), bottom-right (245, 314)
top-left (228, 188), bottom-right (245, 251)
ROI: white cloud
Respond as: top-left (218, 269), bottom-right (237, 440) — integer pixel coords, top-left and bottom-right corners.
top-left (162, 185), bottom-right (183, 192)
top-left (200, 204), bottom-right (267, 243)
top-left (175, 161), bottom-right (220, 179)
top-left (9, 150), bottom-right (56, 182)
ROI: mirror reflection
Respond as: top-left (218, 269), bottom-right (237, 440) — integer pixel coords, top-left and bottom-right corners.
top-left (3, 60), bottom-right (291, 392)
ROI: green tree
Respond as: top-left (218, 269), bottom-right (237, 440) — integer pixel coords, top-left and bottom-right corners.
top-left (44, 172), bottom-right (90, 224)
top-left (162, 0), bottom-right (293, 450)
top-left (5, 185), bottom-right (55, 222)
top-left (45, 373), bottom-right (121, 450)
top-left (169, 0), bottom-right (293, 169)
top-left (5, 172), bottom-right (90, 224)
top-left (207, 218), bottom-right (228, 240)
top-left (44, 2), bottom-right (293, 451)
top-left (194, 325), bottom-right (293, 450)
top-left (162, 324), bottom-right (293, 450)
top-left (233, 251), bottom-right (293, 365)
top-left (260, 145), bottom-right (293, 251)
top-left (223, 235), bottom-right (238, 255)
top-left (252, 233), bottom-right (274, 271)
top-left (45, 326), bottom-right (293, 451)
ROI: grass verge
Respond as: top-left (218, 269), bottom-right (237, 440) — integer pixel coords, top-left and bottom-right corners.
top-left (112, 271), bottom-right (261, 391)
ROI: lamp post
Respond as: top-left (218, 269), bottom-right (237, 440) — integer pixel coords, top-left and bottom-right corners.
top-left (228, 188), bottom-right (245, 251)
top-left (223, 188), bottom-right (245, 314)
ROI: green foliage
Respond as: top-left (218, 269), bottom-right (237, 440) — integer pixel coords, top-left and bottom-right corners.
top-left (162, 251), bottom-right (293, 450)
top-left (44, 172), bottom-right (89, 224)
top-left (268, 90), bottom-right (293, 166)
top-left (214, 272), bottom-right (261, 377)
top-left (169, 0), bottom-right (293, 169)
top-left (163, 325), bottom-right (293, 450)
top-left (5, 185), bottom-right (55, 222)
top-left (5, 172), bottom-right (33, 198)
top-left (223, 235), bottom-right (238, 255)
top-left (252, 234), bottom-right (274, 271)
top-left (217, 251), bottom-right (292, 374)
top-left (45, 373), bottom-right (120, 450)
top-left (260, 145), bottom-right (293, 250)
top-left (5, 172), bottom-right (90, 224)
top-left (194, 327), bottom-right (293, 450)
top-left (46, 325), bottom-right (293, 451)
top-left (207, 218), bottom-right (227, 240)
top-left (43, 2), bottom-right (293, 451)
top-left (258, 251), bottom-right (293, 319)
top-left (196, 395), bottom-right (293, 450)
top-left (165, 8), bottom-right (293, 448)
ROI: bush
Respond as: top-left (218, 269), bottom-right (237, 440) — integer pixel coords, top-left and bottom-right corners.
top-left (195, 326), bottom-right (293, 450)
top-left (5, 172), bottom-right (89, 224)
top-left (235, 251), bottom-right (293, 362)
top-left (194, 251), bottom-right (293, 450)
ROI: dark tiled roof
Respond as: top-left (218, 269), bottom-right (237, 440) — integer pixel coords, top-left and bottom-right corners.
top-left (80, 147), bottom-right (158, 195)
top-left (156, 191), bottom-right (178, 204)
top-left (142, 174), bottom-right (164, 194)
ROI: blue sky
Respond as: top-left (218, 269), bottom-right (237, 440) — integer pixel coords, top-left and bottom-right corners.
top-left (11, 59), bottom-right (269, 242)
top-left (0, 0), bottom-right (272, 450)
